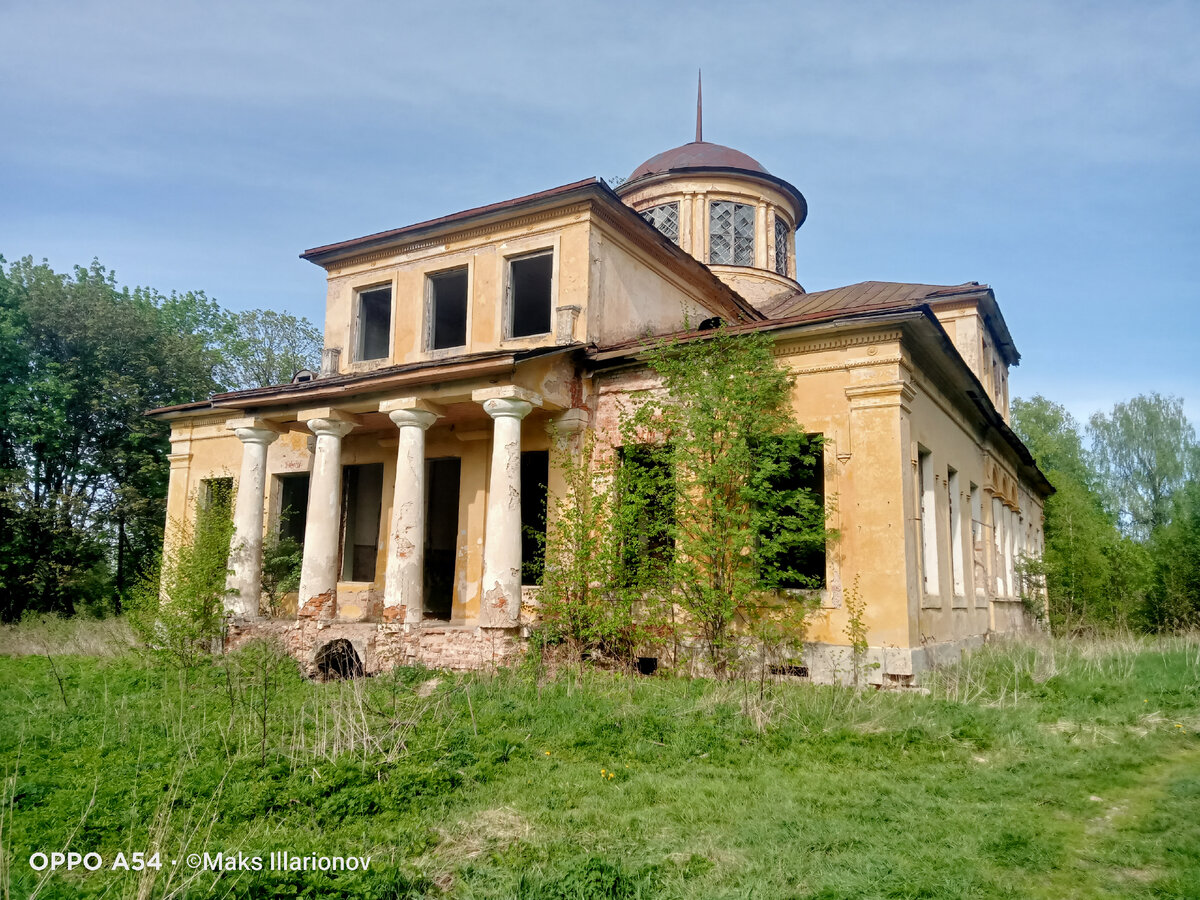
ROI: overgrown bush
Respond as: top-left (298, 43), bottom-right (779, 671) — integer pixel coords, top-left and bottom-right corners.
top-left (261, 535), bottom-right (303, 617)
top-left (536, 327), bottom-right (830, 677)
top-left (127, 484), bottom-right (234, 668)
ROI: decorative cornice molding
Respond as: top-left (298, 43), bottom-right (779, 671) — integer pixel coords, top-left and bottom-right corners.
top-left (785, 355), bottom-right (904, 376)
top-left (772, 330), bottom-right (903, 358)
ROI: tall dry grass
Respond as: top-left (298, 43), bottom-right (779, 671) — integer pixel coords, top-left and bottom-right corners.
top-left (0, 614), bottom-right (136, 658)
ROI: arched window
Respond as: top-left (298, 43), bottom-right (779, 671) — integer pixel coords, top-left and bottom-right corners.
top-left (709, 201), bottom-right (754, 265)
top-left (640, 202), bottom-right (680, 244)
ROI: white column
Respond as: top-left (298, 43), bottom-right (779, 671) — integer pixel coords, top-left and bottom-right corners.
top-left (298, 414), bottom-right (357, 617)
top-left (474, 387), bottom-right (541, 628)
top-left (225, 419), bottom-right (280, 618)
top-left (380, 400), bottom-right (442, 625)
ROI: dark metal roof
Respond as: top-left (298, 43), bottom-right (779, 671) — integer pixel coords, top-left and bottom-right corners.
top-left (628, 141), bottom-right (768, 181)
top-left (763, 280), bottom-right (1019, 365)
top-left (301, 178), bottom-right (604, 264)
top-left (763, 280), bottom-right (988, 319)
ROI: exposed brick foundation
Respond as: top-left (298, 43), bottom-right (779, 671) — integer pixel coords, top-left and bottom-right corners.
top-left (225, 618), bottom-right (524, 677)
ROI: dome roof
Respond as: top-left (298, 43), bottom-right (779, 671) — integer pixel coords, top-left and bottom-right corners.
top-left (628, 141), bottom-right (769, 182)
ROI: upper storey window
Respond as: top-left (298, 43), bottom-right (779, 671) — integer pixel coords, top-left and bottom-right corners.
top-left (774, 216), bottom-right (790, 276)
top-left (640, 202), bottom-right (680, 244)
top-left (354, 285), bottom-right (392, 361)
top-left (709, 201), bottom-right (754, 266)
top-left (427, 267), bottom-right (469, 350)
top-left (507, 250), bottom-right (553, 338)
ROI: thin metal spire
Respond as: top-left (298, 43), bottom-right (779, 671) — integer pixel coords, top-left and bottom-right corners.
top-left (695, 69), bottom-right (703, 143)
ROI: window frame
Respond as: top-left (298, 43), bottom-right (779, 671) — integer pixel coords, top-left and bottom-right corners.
top-left (503, 248), bottom-right (556, 340)
top-left (424, 263), bottom-right (472, 354)
top-left (948, 467), bottom-right (965, 601)
top-left (708, 199), bottom-right (756, 266)
top-left (773, 213), bottom-right (790, 276)
top-left (640, 201), bottom-right (681, 245)
top-left (351, 281), bottom-right (394, 364)
top-left (918, 447), bottom-right (939, 598)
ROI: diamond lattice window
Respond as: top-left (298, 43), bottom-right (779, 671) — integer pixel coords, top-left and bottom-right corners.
top-left (640, 202), bottom-right (680, 244)
top-left (774, 216), bottom-right (790, 276)
top-left (709, 201), bottom-right (755, 266)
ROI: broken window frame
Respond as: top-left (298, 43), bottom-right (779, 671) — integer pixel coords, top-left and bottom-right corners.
top-left (352, 282), bottom-right (393, 363)
top-left (505, 249), bottom-right (555, 339)
top-left (425, 265), bottom-right (471, 352)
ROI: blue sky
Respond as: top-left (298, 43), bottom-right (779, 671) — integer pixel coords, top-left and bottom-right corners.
top-left (1, 0), bottom-right (1197, 427)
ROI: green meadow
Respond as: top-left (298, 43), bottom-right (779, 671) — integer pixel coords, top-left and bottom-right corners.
top-left (2, 623), bottom-right (1198, 899)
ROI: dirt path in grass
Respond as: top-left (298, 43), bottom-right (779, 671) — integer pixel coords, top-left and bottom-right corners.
top-left (1032, 743), bottom-right (1200, 898)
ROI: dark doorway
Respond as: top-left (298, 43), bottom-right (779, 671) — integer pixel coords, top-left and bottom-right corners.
top-left (521, 450), bottom-right (549, 585)
top-left (315, 639), bottom-right (363, 680)
top-left (424, 457), bottom-right (461, 621)
top-left (340, 463), bottom-right (383, 582)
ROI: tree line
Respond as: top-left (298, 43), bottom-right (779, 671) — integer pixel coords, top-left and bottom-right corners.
top-left (1012, 393), bottom-right (1199, 632)
top-left (0, 256), bottom-right (321, 622)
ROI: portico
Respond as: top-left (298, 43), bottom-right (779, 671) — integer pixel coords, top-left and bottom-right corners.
top-left (218, 378), bottom-right (556, 633)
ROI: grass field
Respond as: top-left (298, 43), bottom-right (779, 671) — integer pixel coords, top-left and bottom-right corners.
top-left (1, 624), bottom-right (1198, 899)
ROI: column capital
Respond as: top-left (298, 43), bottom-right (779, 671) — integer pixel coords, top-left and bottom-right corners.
top-left (388, 408), bottom-right (440, 431)
top-left (226, 417), bottom-right (284, 446)
top-left (471, 385), bottom-right (543, 407)
top-left (379, 396), bottom-right (445, 416)
top-left (548, 408), bottom-right (589, 438)
top-left (481, 397), bottom-right (533, 421)
top-left (306, 417), bottom-right (356, 439)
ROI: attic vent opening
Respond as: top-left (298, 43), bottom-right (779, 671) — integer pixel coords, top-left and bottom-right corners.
top-left (314, 639), bottom-right (363, 680)
top-left (291, 369), bottom-right (316, 384)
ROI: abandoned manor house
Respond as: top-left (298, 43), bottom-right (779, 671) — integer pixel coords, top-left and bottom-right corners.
top-left (148, 118), bottom-right (1052, 682)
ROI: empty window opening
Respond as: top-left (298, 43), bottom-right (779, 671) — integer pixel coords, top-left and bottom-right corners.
top-left (756, 432), bottom-right (826, 590)
top-left (340, 463), bottom-right (383, 582)
top-left (315, 639), bottom-right (363, 681)
top-left (918, 447), bottom-right (939, 595)
top-left (278, 474), bottom-right (310, 545)
top-left (428, 267), bottom-right (469, 350)
top-left (355, 285), bottom-right (392, 361)
top-left (774, 215), bottom-right (790, 276)
top-left (618, 444), bottom-right (675, 584)
top-left (709, 201), bottom-right (755, 266)
top-left (424, 457), bottom-right (461, 621)
top-left (1005, 507), bottom-right (1017, 597)
top-left (521, 450), bottom-right (549, 586)
top-left (948, 467), bottom-right (965, 597)
top-left (970, 482), bottom-right (984, 598)
top-left (199, 477), bottom-right (233, 514)
top-left (508, 251), bottom-right (553, 337)
top-left (992, 497), bottom-right (1006, 597)
top-left (640, 202), bottom-right (680, 244)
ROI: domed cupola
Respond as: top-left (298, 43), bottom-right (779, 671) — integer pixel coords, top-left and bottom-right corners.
top-left (616, 76), bottom-right (807, 308)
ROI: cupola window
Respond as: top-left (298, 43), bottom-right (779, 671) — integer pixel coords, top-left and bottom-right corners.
top-left (774, 216), bottom-right (790, 276)
top-left (709, 201), bottom-right (754, 266)
top-left (640, 202), bottom-right (680, 245)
